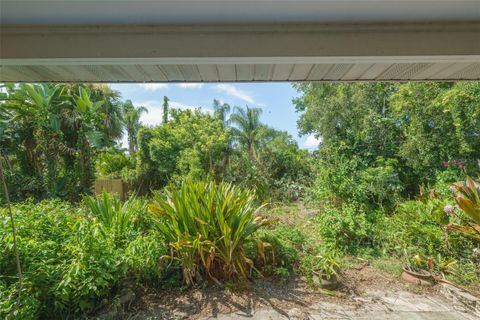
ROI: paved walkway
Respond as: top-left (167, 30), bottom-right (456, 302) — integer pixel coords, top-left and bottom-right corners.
top-left (205, 290), bottom-right (477, 320)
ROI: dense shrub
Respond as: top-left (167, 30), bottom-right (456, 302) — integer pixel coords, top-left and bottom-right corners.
top-left (256, 225), bottom-right (308, 275)
top-left (95, 147), bottom-right (134, 179)
top-left (0, 197), bottom-right (165, 319)
top-left (136, 109), bottom-right (230, 192)
top-left (376, 190), bottom-right (479, 287)
top-left (313, 201), bottom-right (381, 254)
top-left (0, 169), bottom-right (43, 205)
top-left (226, 130), bottom-right (314, 202)
top-left (377, 199), bottom-right (450, 257)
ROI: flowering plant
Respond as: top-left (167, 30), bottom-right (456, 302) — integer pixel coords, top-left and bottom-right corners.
top-left (442, 159), bottom-right (465, 170)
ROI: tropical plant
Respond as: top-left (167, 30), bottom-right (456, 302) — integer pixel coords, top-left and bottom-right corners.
top-left (148, 180), bottom-right (272, 285)
top-left (72, 87), bottom-right (105, 192)
top-left (314, 202), bottom-right (375, 253)
top-left (229, 106), bottom-right (264, 160)
top-left (257, 224), bottom-right (307, 274)
top-left (87, 84), bottom-right (124, 147)
top-left (0, 200), bottom-right (127, 318)
top-left (300, 248), bottom-right (342, 284)
top-left (84, 192), bottom-right (146, 246)
top-left (122, 100), bottom-right (148, 155)
top-left (446, 175), bottom-right (480, 241)
top-left (312, 249), bottom-right (342, 280)
top-left (15, 84), bottom-right (65, 196)
top-left (213, 99), bottom-right (231, 123)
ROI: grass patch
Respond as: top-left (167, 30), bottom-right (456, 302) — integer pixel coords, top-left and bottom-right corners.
top-left (371, 257), bottom-right (403, 278)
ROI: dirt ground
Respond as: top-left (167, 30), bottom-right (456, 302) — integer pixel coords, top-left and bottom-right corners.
top-left (121, 262), bottom-right (468, 320)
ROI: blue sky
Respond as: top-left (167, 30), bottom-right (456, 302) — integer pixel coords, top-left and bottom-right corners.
top-left (110, 83), bottom-right (321, 150)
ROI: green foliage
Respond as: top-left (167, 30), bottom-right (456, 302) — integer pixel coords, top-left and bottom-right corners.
top-left (293, 82), bottom-right (480, 289)
top-left (390, 82), bottom-right (480, 183)
top-left (256, 225), bottom-right (308, 274)
top-left (3, 80), bottom-right (480, 314)
top-left (96, 147), bottom-right (134, 179)
top-left (358, 157), bottom-right (403, 209)
top-left (309, 145), bottom-right (402, 209)
top-left (136, 109), bottom-right (230, 192)
top-left (124, 232), bottom-right (167, 283)
top-left (0, 197), bottom-right (164, 318)
top-left (314, 202), bottom-right (381, 254)
top-left (121, 100), bottom-right (148, 155)
top-left (434, 164), bottom-right (466, 198)
top-left (3, 81), bottom-right (312, 201)
top-left (0, 281), bottom-right (39, 320)
top-left (149, 180), bottom-right (272, 285)
top-left (376, 190), bottom-right (479, 287)
top-left (84, 192), bottom-right (148, 246)
top-left (229, 106), bottom-right (264, 160)
top-left (1, 83), bottom-right (125, 201)
top-left (229, 128), bottom-right (314, 201)
top-left (377, 199), bottom-right (450, 257)
top-left (294, 82), bottom-right (480, 199)
top-left (0, 168), bottom-right (43, 205)
top-left (301, 248), bottom-right (342, 280)
top-left (447, 175), bottom-right (480, 241)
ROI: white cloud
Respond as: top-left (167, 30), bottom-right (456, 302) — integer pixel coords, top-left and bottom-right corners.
top-left (176, 83), bottom-right (204, 89)
top-left (133, 101), bottom-right (164, 126)
top-left (138, 83), bottom-right (169, 91)
top-left (303, 135), bottom-right (323, 149)
top-left (215, 84), bottom-right (254, 104)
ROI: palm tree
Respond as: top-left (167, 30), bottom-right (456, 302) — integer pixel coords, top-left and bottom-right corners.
top-left (229, 106), bottom-right (263, 160)
top-left (92, 85), bottom-right (124, 147)
top-left (213, 99), bottom-right (231, 123)
top-left (122, 100), bottom-right (148, 155)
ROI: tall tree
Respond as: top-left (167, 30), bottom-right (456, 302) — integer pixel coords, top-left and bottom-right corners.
top-left (163, 96), bottom-right (169, 124)
top-left (15, 84), bottom-right (65, 196)
top-left (213, 99), bottom-right (231, 123)
top-left (229, 106), bottom-right (263, 160)
top-left (122, 100), bottom-right (148, 155)
top-left (90, 84), bottom-right (124, 147)
top-left (293, 82), bottom-right (480, 198)
top-left (72, 87), bottom-right (105, 192)
top-left (137, 108), bottom-right (229, 190)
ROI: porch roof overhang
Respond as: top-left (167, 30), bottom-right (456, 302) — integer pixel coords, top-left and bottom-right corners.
top-left (1, 1), bottom-right (480, 82)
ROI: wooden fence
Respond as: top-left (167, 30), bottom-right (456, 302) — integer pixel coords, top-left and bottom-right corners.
top-left (94, 179), bottom-right (128, 201)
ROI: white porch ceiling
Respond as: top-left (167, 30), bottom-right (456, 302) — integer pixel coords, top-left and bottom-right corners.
top-left (2, 62), bottom-right (479, 83)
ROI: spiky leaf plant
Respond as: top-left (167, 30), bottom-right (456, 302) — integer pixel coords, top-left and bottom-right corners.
top-left (149, 180), bottom-right (272, 285)
top-left (446, 176), bottom-right (480, 241)
top-left (84, 192), bottom-right (146, 246)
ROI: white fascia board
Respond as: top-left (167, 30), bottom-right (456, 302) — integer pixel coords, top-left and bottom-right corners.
top-left (1, 23), bottom-right (480, 61)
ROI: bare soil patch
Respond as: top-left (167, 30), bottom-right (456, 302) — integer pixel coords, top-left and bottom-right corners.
top-left (124, 263), bottom-right (441, 320)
